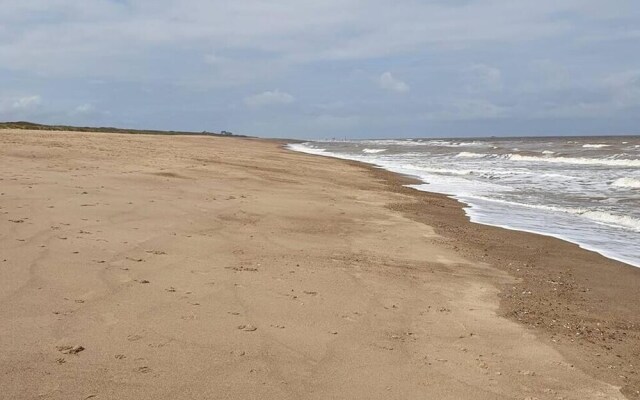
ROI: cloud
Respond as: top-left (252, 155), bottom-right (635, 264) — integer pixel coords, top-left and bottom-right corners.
top-left (466, 64), bottom-right (503, 92)
top-left (244, 89), bottom-right (295, 107)
top-left (526, 69), bottom-right (640, 119)
top-left (604, 69), bottom-right (640, 108)
top-left (378, 72), bottom-right (409, 93)
top-left (13, 95), bottom-right (42, 110)
top-left (73, 103), bottom-right (95, 114)
top-left (0, 95), bottom-right (42, 119)
top-left (1, 1), bottom-right (602, 81)
top-left (1, 1), bottom-right (640, 137)
top-left (426, 99), bottom-right (508, 121)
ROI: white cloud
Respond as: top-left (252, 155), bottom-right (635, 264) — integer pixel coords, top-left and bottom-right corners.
top-left (9, 95), bottom-right (41, 111)
top-left (70, 103), bottom-right (96, 115)
top-left (0, 95), bottom-right (42, 117)
top-left (203, 52), bottom-right (228, 66)
top-left (0, 0), bottom-right (602, 81)
top-left (1, 1), bottom-right (639, 137)
top-left (533, 69), bottom-right (640, 119)
top-left (604, 69), bottom-right (640, 108)
top-left (378, 72), bottom-right (409, 93)
top-left (426, 99), bottom-right (508, 121)
top-left (244, 89), bottom-right (295, 107)
top-left (467, 64), bottom-right (503, 92)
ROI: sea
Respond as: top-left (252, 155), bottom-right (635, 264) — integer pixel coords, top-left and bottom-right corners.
top-left (289, 136), bottom-right (640, 268)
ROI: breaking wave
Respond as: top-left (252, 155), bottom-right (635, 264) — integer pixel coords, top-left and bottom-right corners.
top-left (612, 177), bottom-right (640, 189)
top-left (507, 154), bottom-right (640, 167)
top-left (362, 148), bottom-right (387, 154)
top-left (456, 152), bottom-right (487, 158)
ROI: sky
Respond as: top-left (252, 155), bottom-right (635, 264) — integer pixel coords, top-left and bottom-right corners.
top-left (1, 1), bottom-right (640, 139)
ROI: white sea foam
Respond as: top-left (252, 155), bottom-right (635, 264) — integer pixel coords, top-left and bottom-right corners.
top-left (612, 177), bottom-right (640, 188)
top-left (462, 196), bottom-right (640, 232)
top-left (430, 141), bottom-right (486, 147)
top-left (579, 211), bottom-right (640, 232)
top-left (362, 148), bottom-right (387, 154)
top-left (400, 165), bottom-right (474, 176)
top-left (356, 139), bottom-right (489, 148)
top-left (288, 139), bottom-right (640, 267)
top-left (360, 139), bottom-right (429, 146)
top-left (456, 152), bottom-right (486, 158)
top-left (287, 143), bottom-right (338, 157)
top-left (583, 144), bottom-right (611, 148)
top-left (507, 154), bottom-right (640, 167)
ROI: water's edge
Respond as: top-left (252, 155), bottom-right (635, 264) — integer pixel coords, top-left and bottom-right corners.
top-left (287, 143), bottom-right (639, 268)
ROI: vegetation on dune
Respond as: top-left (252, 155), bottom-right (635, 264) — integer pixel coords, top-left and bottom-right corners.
top-left (0, 121), bottom-right (248, 138)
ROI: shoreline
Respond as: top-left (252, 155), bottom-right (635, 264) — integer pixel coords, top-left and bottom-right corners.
top-left (303, 149), bottom-right (640, 398)
top-left (1, 129), bottom-right (637, 399)
top-left (287, 143), bottom-right (640, 269)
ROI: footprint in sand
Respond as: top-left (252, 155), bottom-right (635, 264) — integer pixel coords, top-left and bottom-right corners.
top-left (56, 345), bottom-right (85, 354)
top-left (146, 250), bottom-right (166, 255)
top-left (237, 324), bottom-right (258, 332)
top-left (127, 334), bottom-right (143, 342)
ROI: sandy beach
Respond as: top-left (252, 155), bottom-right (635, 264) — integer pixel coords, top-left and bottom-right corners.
top-left (1, 129), bottom-right (638, 399)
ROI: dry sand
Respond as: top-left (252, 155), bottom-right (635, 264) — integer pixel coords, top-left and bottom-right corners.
top-left (0, 129), bottom-right (637, 399)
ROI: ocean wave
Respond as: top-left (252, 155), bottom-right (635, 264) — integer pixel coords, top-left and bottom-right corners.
top-left (542, 150), bottom-right (555, 155)
top-left (465, 196), bottom-right (640, 232)
top-left (456, 152), bottom-right (487, 158)
top-left (362, 148), bottom-right (387, 154)
top-left (359, 139), bottom-right (429, 146)
top-left (428, 140), bottom-right (486, 147)
top-left (401, 165), bottom-right (474, 176)
top-left (612, 177), bottom-right (640, 188)
top-left (288, 142), bottom-right (640, 266)
top-left (582, 144), bottom-right (611, 148)
top-left (356, 139), bottom-right (489, 148)
top-left (579, 211), bottom-right (640, 232)
top-left (507, 154), bottom-right (640, 167)
top-left (287, 143), bottom-right (331, 156)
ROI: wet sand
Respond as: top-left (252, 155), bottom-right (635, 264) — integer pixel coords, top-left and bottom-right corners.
top-left (0, 129), bottom-right (637, 399)
top-left (365, 166), bottom-right (640, 399)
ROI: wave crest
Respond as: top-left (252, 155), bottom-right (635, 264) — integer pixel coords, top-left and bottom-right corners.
top-left (456, 152), bottom-right (486, 158)
top-left (507, 154), bottom-right (640, 167)
top-left (362, 148), bottom-right (387, 154)
top-left (612, 177), bottom-right (640, 188)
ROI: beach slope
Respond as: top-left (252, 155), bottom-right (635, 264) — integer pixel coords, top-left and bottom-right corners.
top-left (0, 130), bottom-right (629, 399)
